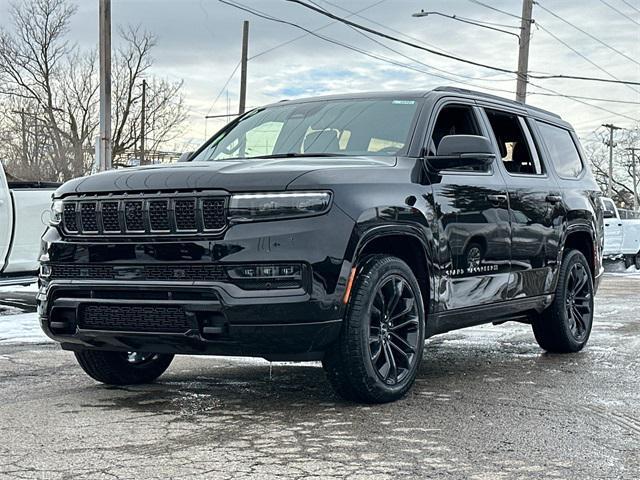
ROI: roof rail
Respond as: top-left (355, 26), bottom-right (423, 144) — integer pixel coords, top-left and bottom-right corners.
top-left (433, 86), bottom-right (561, 119)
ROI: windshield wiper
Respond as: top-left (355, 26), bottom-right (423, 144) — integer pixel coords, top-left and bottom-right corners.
top-left (246, 152), bottom-right (348, 159)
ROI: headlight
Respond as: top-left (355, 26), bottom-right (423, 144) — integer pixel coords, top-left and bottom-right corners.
top-left (49, 200), bottom-right (64, 225)
top-left (228, 191), bottom-right (332, 221)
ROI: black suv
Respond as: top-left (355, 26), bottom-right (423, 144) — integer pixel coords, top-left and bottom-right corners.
top-left (39, 87), bottom-right (603, 403)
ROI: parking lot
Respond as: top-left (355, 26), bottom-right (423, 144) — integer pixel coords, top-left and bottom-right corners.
top-left (0, 274), bottom-right (638, 479)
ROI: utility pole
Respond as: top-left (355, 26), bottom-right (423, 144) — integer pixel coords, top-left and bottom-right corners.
top-left (603, 124), bottom-right (622, 198)
top-left (239, 20), bottom-right (249, 115)
top-left (98, 0), bottom-right (112, 171)
top-left (140, 79), bottom-right (147, 165)
top-left (628, 147), bottom-right (639, 211)
top-left (515, 0), bottom-right (534, 103)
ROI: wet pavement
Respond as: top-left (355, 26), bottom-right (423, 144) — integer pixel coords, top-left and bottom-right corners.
top-left (0, 275), bottom-right (638, 479)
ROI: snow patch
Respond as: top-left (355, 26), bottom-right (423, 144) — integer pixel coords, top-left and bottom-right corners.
top-left (0, 282), bottom-right (38, 293)
top-left (0, 312), bottom-right (50, 344)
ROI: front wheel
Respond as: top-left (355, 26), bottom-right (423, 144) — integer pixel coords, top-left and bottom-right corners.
top-left (323, 255), bottom-right (425, 403)
top-left (74, 350), bottom-right (174, 385)
top-left (532, 249), bottom-right (594, 353)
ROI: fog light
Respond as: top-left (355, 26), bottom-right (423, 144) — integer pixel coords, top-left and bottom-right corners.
top-left (226, 264), bottom-right (304, 290)
top-left (227, 264), bottom-right (302, 280)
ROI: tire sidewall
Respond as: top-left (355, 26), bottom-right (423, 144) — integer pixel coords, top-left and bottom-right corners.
top-left (352, 256), bottom-right (426, 398)
top-left (556, 250), bottom-right (594, 349)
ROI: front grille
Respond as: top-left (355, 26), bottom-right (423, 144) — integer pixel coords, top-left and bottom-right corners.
top-left (101, 202), bottom-right (120, 231)
top-left (49, 263), bottom-right (229, 282)
top-left (175, 199), bottom-right (197, 230)
top-left (80, 203), bottom-right (98, 232)
top-left (63, 203), bottom-right (78, 232)
top-left (124, 201), bottom-right (144, 231)
top-left (149, 200), bottom-right (169, 231)
top-left (60, 193), bottom-right (227, 236)
top-left (202, 199), bottom-right (226, 230)
top-left (79, 304), bottom-right (191, 333)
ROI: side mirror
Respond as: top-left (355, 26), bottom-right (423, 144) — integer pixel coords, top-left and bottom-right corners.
top-left (603, 209), bottom-right (615, 219)
top-left (177, 151), bottom-right (194, 162)
top-left (426, 135), bottom-right (495, 171)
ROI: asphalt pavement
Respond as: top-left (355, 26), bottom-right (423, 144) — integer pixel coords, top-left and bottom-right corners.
top-left (0, 275), bottom-right (638, 479)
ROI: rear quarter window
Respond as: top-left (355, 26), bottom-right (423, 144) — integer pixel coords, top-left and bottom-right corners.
top-left (535, 121), bottom-right (583, 178)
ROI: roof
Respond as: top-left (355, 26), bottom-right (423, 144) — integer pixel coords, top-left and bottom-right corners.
top-left (265, 86), bottom-right (565, 124)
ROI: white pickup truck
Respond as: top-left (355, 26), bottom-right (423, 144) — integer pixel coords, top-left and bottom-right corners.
top-left (0, 163), bottom-right (58, 286)
top-left (602, 197), bottom-right (640, 269)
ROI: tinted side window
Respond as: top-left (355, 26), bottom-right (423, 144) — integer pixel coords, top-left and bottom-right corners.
top-left (535, 121), bottom-right (583, 178)
top-left (429, 105), bottom-right (485, 171)
top-left (485, 109), bottom-right (542, 175)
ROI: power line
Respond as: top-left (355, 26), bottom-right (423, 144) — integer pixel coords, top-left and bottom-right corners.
top-left (534, 1), bottom-right (640, 67)
top-left (466, 0), bottom-right (524, 21)
top-left (284, 0), bottom-right (640, 85)
top-left (598, 0), bottom-right (640, 26)
top-left (621, 0), bottom-right (640, 15)
top-left (529, 91), bottom-right (640, 105)
top-left (219, 0), bottom-right (518, 96)
top-left (535, 22), bottom-right (640, 96)
top-left (205, 61), bottom-right (241, 118)
top-left (529, 81), bottom-right (639, 122)
top-left (219, 0), bottom-right (640, 123)
top-left (249, 0), bottom-right (388, 60)
top-left (318, 0), bottom-right (516, 81)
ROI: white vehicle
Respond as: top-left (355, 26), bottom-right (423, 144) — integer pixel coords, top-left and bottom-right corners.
top-left (602, 197), bottom-right (640, 269)
top-left (0, 163), bottom-right (58, 286)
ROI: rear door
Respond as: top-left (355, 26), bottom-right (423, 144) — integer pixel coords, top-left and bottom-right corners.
top-left (480, 107), bottom-right (563, 298)
top-left (426, 101), bottom-right (512, 310)
top-left (0, 166), bottom-right (14, 272)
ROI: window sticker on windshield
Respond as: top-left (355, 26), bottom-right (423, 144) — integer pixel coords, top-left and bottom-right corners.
top-left (392, 100), bottom-right (415, 105)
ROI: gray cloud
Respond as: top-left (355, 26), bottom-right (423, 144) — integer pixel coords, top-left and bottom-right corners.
top-left (1, 0), bottom-right (638, 149)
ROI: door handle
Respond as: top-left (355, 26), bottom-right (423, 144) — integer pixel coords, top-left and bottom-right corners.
top-left (487, 194), bottom-right (507, 203)
top-left (545, 194), bottom-right (562, 204)
top-left (618, 223), bottom-right (623, 226)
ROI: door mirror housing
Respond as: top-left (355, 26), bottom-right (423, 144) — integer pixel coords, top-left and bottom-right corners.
top-left (426, 135), bottom-right (496, 171)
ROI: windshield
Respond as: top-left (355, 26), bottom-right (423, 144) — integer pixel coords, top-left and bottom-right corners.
top-left (191, 98), bottom-right (421, 162)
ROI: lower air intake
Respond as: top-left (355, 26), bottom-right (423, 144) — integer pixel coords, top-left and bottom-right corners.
top-left (79, 304), bottom-right (191, 333)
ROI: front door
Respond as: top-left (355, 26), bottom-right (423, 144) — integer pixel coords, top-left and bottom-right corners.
top-left (426, 102), bottom-right (512, 311)
top-left (480, 108), bottom-right (563, 298)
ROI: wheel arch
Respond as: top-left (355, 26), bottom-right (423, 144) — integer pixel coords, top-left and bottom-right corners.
top-left (351, 226), bottom-right (434, 317)
top-left (561, 226), bottom-right (596, 280)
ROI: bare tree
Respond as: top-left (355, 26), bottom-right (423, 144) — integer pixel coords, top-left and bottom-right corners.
top-left (584, 126), bottom-right (640, 207)
top-left (0, 0), bottom-right (188, 181)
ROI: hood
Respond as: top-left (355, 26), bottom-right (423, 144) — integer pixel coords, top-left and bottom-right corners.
top-left (54, 156), bottom-right (395, 197)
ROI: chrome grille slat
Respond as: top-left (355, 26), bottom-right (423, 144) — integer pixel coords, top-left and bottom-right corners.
top-left (60, 194), bottom-right (227, 237)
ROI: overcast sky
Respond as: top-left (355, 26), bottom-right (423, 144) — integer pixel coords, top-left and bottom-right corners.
top-left (1, 0), bottom-right (639, 151)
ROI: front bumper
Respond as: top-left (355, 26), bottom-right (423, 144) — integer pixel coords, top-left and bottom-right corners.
top-left (38, 208), bottom-right (356, 360)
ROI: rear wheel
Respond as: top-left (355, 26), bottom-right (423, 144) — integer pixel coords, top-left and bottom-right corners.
top-left (532, 249), bottom-right (594, 353)
top-left (323, 255), bottom-right (425, 403)
top-left (74, 350), bottom-right (174, 385)
top-left (635, 254), bottom-right (640, 270)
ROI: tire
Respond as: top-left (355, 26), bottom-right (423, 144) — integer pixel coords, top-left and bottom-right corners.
top-left (635, 254), bottom-right (640, 270)
top-left (74, 350), bottom-right (174, 385)
top-left (323, 255), bottom-right (426, 403)
top-left (532, 249), bottom-right (594, 353)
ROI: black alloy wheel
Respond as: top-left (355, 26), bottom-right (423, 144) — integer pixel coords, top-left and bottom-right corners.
top-left (323, 255), bottom-right (426, 403)
top-left (564, 262), bottom-right (592, 342)
top-left (368, 275), bottom-right (420, 385)
top-left (532, 249), bottom-right (594, 353)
